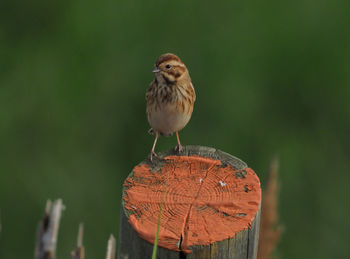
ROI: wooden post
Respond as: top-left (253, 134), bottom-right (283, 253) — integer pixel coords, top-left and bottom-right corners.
top-left (118, 146), bottom-right (261, 259)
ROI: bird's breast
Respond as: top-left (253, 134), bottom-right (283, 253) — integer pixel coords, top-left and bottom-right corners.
top-left (147, 100), bottom-right (193, 136)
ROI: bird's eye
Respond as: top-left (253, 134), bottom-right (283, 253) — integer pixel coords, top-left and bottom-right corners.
top-left (165, 64), bottom-right (172, 69)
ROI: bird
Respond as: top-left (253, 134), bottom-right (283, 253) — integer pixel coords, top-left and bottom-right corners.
top-left (146, 53), bottom-right (196, 161)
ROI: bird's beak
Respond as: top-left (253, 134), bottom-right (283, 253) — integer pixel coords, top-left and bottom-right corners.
top-left (152, 66), bottom-right (160, 73)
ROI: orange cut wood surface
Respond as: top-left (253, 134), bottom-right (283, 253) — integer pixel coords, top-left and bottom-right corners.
top-left (123, 155), bottom-right (261, 253)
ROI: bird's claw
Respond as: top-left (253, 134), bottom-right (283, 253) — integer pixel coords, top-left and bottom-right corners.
top-left (149, 150), bottom-right (159, 162)
top-left (148, 128), bottom-right (155, 135)
top-left (175, 144), bottom-right (183, 153)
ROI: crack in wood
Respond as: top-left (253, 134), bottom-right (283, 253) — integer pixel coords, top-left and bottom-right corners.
top-left (179, 162), bottom-right (217, 251)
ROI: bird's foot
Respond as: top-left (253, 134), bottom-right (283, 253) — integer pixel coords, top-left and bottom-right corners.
top-left (148, 128), bottom-right (155, 135)
top-left (175, 144), bottom-right (183, 153)
top-left (149, 150), bottom-right (159, 162)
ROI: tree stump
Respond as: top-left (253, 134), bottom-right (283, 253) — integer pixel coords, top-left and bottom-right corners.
top-left (118, 146), bottom-right (261, 259)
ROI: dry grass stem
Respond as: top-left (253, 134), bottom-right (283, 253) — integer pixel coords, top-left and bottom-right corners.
top-left (71, 223), bottom-right (85, 259)
top-left (35, 199), bottom-right (65, 259)
top-left (258, 157), bottom-right (283, 259)
top-left (106, 234), bottom-right (116, 259)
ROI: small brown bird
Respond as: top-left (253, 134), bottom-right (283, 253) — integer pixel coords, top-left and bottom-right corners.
top-left (146, 53), bottom-right (196, 161)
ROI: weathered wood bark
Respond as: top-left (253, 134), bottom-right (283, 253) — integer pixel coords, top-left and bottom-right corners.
top-left (118, 145), bottom-right (261, 259)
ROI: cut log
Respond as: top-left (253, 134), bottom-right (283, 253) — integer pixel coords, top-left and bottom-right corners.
top-left (118, 146), bottom-right (261, 258)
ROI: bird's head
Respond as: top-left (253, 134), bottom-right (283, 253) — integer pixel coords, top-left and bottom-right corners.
top-left (152, 53), bottom-right (189, 85)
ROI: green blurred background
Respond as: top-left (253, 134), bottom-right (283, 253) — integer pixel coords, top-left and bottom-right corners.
top-left (1, 0), bottom-right (349, 258)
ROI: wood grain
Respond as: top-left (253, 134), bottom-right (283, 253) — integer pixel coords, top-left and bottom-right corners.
top-left (118, 146), bottom-right (261, 259)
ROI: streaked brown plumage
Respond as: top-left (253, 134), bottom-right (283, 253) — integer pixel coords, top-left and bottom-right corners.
top-left (146, 53), bottom-right (196, 161)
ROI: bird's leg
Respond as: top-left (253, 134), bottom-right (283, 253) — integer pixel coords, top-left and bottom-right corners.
top-left (149, 132), bottom-right (159, 162)
top-left (175, 131), bottom-right (183, 152)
